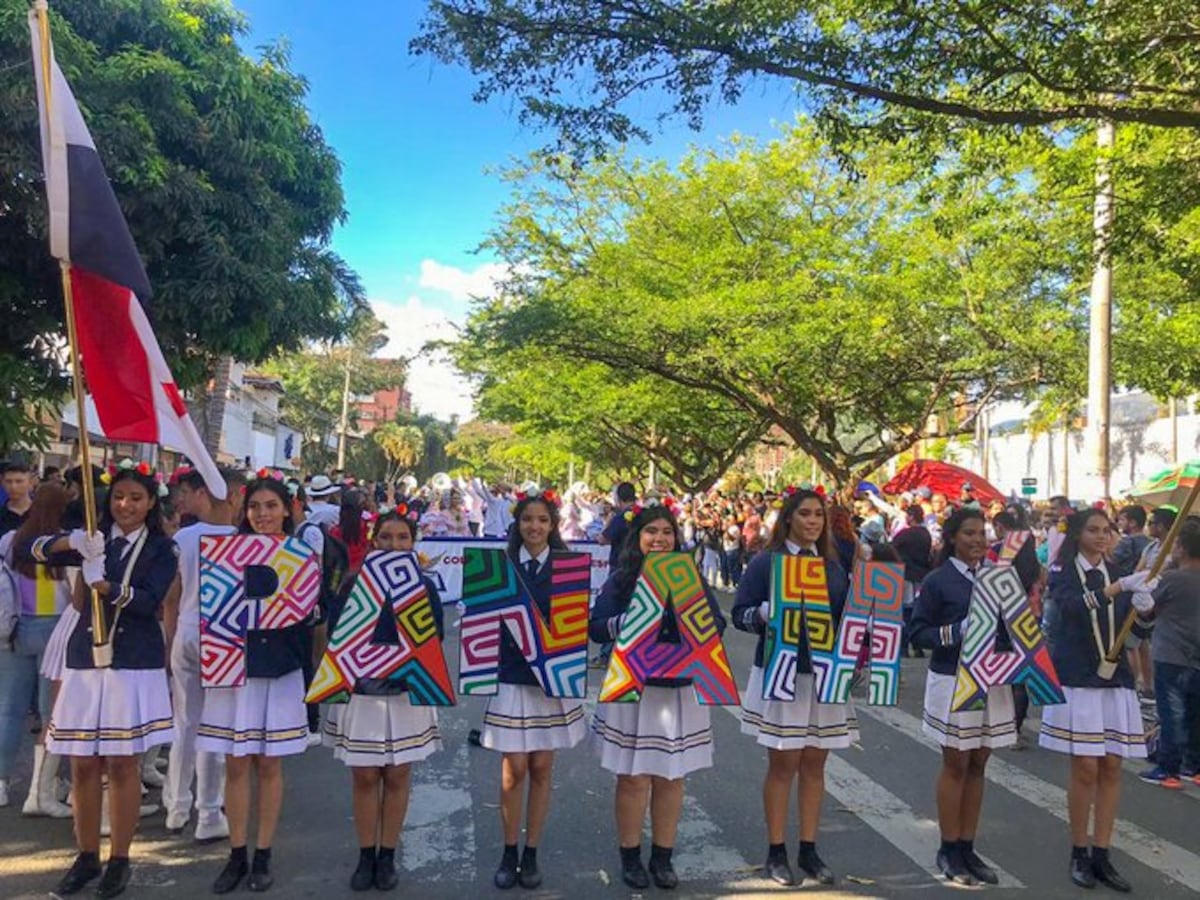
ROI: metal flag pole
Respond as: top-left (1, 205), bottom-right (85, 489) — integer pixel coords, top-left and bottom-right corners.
top-left (33, 0), bottom-right (110, 664)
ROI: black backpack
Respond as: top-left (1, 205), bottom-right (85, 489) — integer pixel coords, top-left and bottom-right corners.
top-left (297, 521), bottom-right (351, 621)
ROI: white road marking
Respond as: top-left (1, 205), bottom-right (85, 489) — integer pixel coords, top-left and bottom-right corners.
top-left (859, 703), bottom-right (1200, 889)
top-left (717, 705), bottom-right (1023, 887)
top-left (401, 728), bottom-right (476, 880)
top-left (670, 794), bottom-right (754, 880)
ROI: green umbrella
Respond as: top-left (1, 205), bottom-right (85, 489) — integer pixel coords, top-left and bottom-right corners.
top-left (1128, 461), bottom-right (1200, 509)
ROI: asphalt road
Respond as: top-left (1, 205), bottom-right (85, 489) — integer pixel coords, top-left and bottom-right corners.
top-left (3, 593), bottom-right (1199, 899)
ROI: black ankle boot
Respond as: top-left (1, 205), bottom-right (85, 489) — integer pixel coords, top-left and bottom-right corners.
top-left (374, 847), bottom-right (399, 891)
top-left (350, 847), bottom-right (376, 891)
top-left (620, 846), bottom-right (649, 890)
top-left (213, 850), bottom-right (248, 895)
top-left (518, 846), bottom-right (542, 889)
top-left (248, 848), bottom-right (273, 892)
top-left (95, 857), bottom-right (131, 900)
top-left (56, 852), bottom-right (102, 896)
top-left (493, 845), bottom-right (519, 890)
top-left (648, 845), bottom-right (678, 890)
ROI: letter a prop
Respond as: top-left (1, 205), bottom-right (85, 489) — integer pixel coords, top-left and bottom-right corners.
top-left (306, 551), bottom-right (455, 706)
top-left (459, 548), bottom-right (591, 698)
top-left (600, 552), bottom-right (739, 705)
top-left (820, 562), bottom-right (904, 705)
top-left (200, 534), bottom-right (320, 687)
top-left (762, 555), bottom-right (837, 701)
top-left (952, 561), bottom-right (1064, 712)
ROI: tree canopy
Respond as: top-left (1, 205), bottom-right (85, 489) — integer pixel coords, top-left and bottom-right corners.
top-left (415, 1), bottom-right (1200, 156)
top-left (0, 0), bottom-right (362, 449)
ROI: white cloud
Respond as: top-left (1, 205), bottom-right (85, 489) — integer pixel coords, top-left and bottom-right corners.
top-left (417, 258), bottom-right (509, 302)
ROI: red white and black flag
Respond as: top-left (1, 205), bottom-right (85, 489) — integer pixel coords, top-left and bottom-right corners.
top-left (30, 9), bottom-right (225, 498)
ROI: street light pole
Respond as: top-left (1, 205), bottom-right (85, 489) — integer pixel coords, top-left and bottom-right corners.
top-left (336, 354), bottom-right (351, 472)
top-left (1086, 119), bottom-right (1115, 501)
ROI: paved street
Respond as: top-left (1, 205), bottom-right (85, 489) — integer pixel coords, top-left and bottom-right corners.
top-left (3, 593), bottom-right (1199, 899)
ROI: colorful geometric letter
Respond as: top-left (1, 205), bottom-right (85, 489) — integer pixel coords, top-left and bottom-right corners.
top-left (599, 552), bottom-right (739, 705)
top-left (306, 551), bottom-right (455, 706)
top-left (820, 562), bottom-right (904, 705)
top-left (200, 534), bottom-right (320, 688)
top-left (951, 563), bottom-right (1065, 711)
top-left (762, 555), bottom-right (836, 701)
top-left (458, 549), bottom-right (591, 698)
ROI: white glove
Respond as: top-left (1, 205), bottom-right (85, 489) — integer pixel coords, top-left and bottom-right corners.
top-left (758, 601), bottom-right (770, 623)
top-left (81, 558), bottom-right (105, 588)
top-left (1131, 591), bottom-right (1155, 614)
top-left (1117, 571), bottom-right (1155, 593)
top-left (68, 530), bottom-right (106, 560)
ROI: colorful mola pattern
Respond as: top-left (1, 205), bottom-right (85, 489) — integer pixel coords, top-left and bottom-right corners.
top-left (458, 548), bottom-right (591, 698)
top-left (762, 555), bottom-right (837, 701)
top-left (306, 551), bottom-right (455, 706)
top-left (200, 534), bottom-right (320, 688)
top-left (599, 552), bottom-right (739, 706)
top-left (820, 562), bottom-right (905, 705)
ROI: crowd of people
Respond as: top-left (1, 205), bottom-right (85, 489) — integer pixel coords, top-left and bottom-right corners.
top-left (0, 457), bottom-right (1197, 897)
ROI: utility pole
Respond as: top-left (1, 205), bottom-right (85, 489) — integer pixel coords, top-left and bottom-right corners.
top-left (336, 353), bottom-right (351, 472)
top-left (1169, 397), bottom-right (1179, 462)
top-left (1086, 119), bottom-right (1115, 501)
top-left (647, 427), bottom-right (658, 489)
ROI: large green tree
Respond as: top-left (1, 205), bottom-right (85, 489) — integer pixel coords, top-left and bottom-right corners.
top-left (0, 0), bottom-right (362, 450)
top-left (415, 1), bottom-right (1200, 155)
top-left (461, 126), bottom-right (1084, 488)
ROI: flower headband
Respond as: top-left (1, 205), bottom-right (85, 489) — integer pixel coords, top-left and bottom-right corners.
top-left (99, 458), bottom-right (169, 497)
top-left (623, 495), bottom-right (681, 522)
top-left (392, 502), bottom-right (419, 522)
top-left (510, 488), bottom-right (561, 515)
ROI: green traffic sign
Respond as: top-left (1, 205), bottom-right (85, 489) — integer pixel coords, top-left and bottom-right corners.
top-left (1021, 486), bottom-right (1037, 495)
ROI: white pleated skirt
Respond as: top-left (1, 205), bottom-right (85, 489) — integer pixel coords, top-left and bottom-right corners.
top-left (40, 605), bottom-right (79, 682)
top-left (741, 666), bottom-right (858, 750)
top-left (592, 685), bottom-right (713, 779)
top-left (321, 703), bottom-right (341, 748)
top-left (47, 666), bottom-right (174, 757)
top-left (1039, 686), bottom-right (1147, 758)
top-left (922, 671), bottom-right (1017, 750)
top-left (197, 670), bottom-right (308, 757)
top-left (480, 683), bottom-right (587, 753)
top-left (329, 694), bottom-right (442, 767)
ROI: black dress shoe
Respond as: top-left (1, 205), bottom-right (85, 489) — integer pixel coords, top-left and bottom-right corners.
top-left (648, 858), bottom-right (678, 890)
top-left (764, 855), bottom-right (794, 886)
top-left (1092, 857), bottom-right (1131, 893)
top-left (55, 853), bottom-right (102, 896)
top-left (621, 857), bottom-right (650, 890)
top-left (467, 729), bottom-right (482, 747)
top-left (350, 856), bottom-right (374, 891)
top-left (212, 858), bottom-right (247, 895)
top-left (961, 848), bottom-right (999, 885)
top-left (374, 856), bottom-right (399, 891)
top-left (797, 847), bottom-right (835, 886)
top-left (1070, 856), bottom-right (1097, 889)
top-left (937, 848), bottom-right (976, 886)
top-left (247, 870), bottom-right (274, 892)
top-left (493, 857), bottom-right (518, 890)
top-left (94, 859), bottom-right (131, 899)
top-left (517, 855), bottom-right (542, 889)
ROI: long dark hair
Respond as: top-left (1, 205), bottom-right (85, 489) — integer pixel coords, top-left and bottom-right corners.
top-left (13, 484), bottom-right (69, 580)
top-left (1054, 508), bottom-right (1111, 568)
top-left (99, 468), bottom-right (165, 537)
top-left (935, 507), bottom-right (986, 567)
top-left (613, 505), bottom-right (680, 597)
top-left (339, 489), bottom-right (366, 544)
top-left (239, 477), bottom-right (295, 535)
top-left (506, 496), bottom-right (568, 559)
top-left (765, 489), bottom-right (834, 560)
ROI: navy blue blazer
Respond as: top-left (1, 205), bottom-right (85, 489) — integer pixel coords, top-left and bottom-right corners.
top-left (32, 532), bottom-right (178, 671)
top-left (910, 562), bottom-right (976, 676)
top-left (731, 548), bottom-right (848, 671)
top-left (1045, 558), bottom-right (1140, 689)
top-left (588, 563), bottom-right (727, 689)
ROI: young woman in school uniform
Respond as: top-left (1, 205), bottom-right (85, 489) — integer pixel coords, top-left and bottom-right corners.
top-left (910, 506), bottom-right (1015, 887)
top-left (481, 493), bottom-right (587, 890)
top-left (325, 510), bottom-right (445, 892)
top-left (198, 473), bottom-right (323, 894)
top-left (731, 488), bottom-right (854, 887)
top-left (1040, 508), bottom-right (1148, 892)
top-left (28, 462), bottom-right (178, 898)
top-left (589, 502), bottom-right (728, 891)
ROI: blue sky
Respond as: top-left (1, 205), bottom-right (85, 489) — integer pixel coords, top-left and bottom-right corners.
top-left (237, 1), bottom-right (802, 419)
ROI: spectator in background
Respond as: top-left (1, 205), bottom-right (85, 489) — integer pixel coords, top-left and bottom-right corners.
top-left (721, 515), bottom-right (743, 589)
top-left (741, 501), bottom-right (765, 567)
top-left (332, 489), bottom-right (371, 574)
top-left (1112, 506), bottom-right (1148, 578)
top-left (305, 475), bottom-right (342, 528)
top-left (828, 505), bottom-right (859, 577)
top-left (1138, 506), bottom-right (1178, 574)
top-left (892, 505), bottom-right (933, 658)
top-left (0, 462), bottom-right (34, 537)
top-left (599, 483), bottom-right (637, 569)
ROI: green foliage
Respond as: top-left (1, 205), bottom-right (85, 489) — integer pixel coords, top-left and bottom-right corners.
top-left (461, 125), bottom-right (1083, 487)
top-left (416, 1), bottom-right (1200, 157)
top-left (1, 0), bottom-right (362, 446)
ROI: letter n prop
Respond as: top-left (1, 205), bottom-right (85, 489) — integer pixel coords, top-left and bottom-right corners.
top-left (200, 534), bottom-right (320, 687)
top-left (600, 552), bottom-right (739, 705)
top-left (458, 548), bottom-right (590, 698)
top-left (820, 562), bottom-right (904, 705)
top-left (306, 551), bottom-right (455, 706)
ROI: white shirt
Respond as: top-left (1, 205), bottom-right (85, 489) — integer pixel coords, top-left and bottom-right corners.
top-left (483, 494), bottom-right (514, 538)
top-left (949, 556), bottom-right (982, 582)
top-left (305, 501), bottom-right (339, 529)
top-left (518, 545), bottom-right (551, 574)
top-left (173, 521), bottom-right (237, 644)
top-left (784, 540), bottom-right (819, 556)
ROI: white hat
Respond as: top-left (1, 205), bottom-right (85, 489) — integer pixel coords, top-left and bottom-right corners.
top-left (308, 475), bottom-right (340, 497)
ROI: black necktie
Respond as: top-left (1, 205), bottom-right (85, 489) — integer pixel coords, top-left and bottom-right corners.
top-left (1084, 568), bottom-right (1106, 592)
top-left (525, 558), bottom-right (539, 578)
top-left (110, 536), bottom-right (128, 555)
top-left (798, 548), bottom-right (815, 557)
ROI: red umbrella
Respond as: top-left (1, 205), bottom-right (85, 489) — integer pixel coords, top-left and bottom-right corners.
top-left (882, 460), bottom-right (1006, 506)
